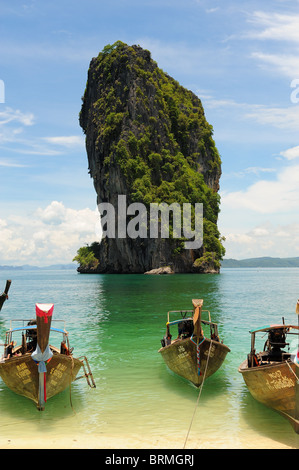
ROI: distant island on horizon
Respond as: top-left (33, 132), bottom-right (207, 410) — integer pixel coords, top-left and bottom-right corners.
top-left (1, 257), bottom-right (299, 270)
top-left (221, 256), bottom-right (299, 268)
top-left (0, 263), bottom-right (76, 271)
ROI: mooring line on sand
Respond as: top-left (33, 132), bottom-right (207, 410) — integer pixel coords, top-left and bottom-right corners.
top-left (183, 339), bottom-right (213, 449)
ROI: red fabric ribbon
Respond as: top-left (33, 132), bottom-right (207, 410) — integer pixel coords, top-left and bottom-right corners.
top-left (36, 304), bottom-right (54, 323)
top-left (44, 372), bottom-right (47, 402)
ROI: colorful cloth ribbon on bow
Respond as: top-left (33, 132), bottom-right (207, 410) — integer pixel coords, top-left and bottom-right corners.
top-left (31, 344), bottom-right (53, 407)
top-left (190, 335), bottom-right (205, 376)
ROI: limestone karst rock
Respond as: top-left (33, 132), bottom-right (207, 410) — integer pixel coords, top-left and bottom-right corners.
top-left (79, 41), bottom-right (225, 273)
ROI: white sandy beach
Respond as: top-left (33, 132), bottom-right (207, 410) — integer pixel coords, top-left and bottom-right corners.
top-left (0, 432), bottom-right (297, 449)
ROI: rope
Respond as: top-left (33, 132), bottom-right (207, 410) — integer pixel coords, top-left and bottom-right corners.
top-left (69, 354), bottom-right (76, 414)
top-left (285, 359), bottom-right (299, 383)
top-left (183, 338), bottom-right (213, 449)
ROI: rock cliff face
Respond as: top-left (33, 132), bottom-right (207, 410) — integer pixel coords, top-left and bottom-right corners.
top-left (79, 41), bottom-right (224, 273)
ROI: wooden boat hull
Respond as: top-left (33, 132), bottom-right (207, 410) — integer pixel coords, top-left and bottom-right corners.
top-left (159, 337), bottom-right (230, 387)
top-left (239, 360), bottom-right (299, 433)
top-left (0, 351), bottom-right (83, 406)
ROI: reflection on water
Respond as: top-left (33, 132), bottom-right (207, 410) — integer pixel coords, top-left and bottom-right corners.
top-left (0, 268), bottom-right (298, 448)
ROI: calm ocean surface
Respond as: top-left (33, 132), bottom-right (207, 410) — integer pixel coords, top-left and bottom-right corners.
top-left (0, 267), bottom-right (299, 449)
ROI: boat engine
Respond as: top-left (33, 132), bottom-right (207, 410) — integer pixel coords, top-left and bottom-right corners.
top-left (265, 328), bottom-right (288, 360)
top-left (178, 319), bottom-right (194, 339)
top-left (26, 319), bottom-right (38, 351)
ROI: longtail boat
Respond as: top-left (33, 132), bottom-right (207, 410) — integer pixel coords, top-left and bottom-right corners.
top-left (238, 310), bottom-right (299, 433)
top-left (158, 299), bottom-right (230, 387)
top-left (0, 303), bottom-right (96, 410)
top-left (0, 280), bottom-right (11, 312)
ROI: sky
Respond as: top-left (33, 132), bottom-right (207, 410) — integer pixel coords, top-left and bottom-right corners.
top-left (1, 0), bottom-right (299, 265)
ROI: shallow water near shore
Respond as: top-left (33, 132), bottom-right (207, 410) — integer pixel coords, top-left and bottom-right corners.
top-left (0, 267), bottom-right (298, 449)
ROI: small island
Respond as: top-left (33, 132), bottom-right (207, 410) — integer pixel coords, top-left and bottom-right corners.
top-left (76, 41), bottom-right (225, 274)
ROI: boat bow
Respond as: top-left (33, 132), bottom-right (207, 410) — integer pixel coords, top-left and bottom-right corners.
top-left (31, 303), bottom-right (54, 410)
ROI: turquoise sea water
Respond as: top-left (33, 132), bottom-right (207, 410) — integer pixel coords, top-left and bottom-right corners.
top-left (0, 267), bottom-right (299, 449)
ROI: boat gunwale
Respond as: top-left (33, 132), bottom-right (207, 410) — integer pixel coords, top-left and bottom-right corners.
top-left (5, 318), bottom-right (69, 335)
top-left (238, 357), bottom-right (297, 374)
top-left (160, 306), bottom-right (230, 354)
top-left (158, 335), bottom-right (231, 354)
top-left (166, 309), bottom-right (212, 324)
top-left (5, 325), bottom-right (69, 335)
top-left (249, 324), bottom-right (299, 334)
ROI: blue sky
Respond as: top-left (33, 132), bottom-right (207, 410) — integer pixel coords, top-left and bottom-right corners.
top-left (1, 0), bottom-right (299, 265)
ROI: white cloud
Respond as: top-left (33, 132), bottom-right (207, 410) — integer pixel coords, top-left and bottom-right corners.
top-left (202, 96), bottom-right (247, 110)
top-left (247, 11), bottom-right (299, 43)
top-left (0, 130), bottom-right (84, 159)
top-left (12, 135), bottom-right (85, 156)
top-left (220, 157), bottom-right (299, 258)
top-left (0, 158), bottom-right (28, 167)
top-left (35, 201), bottom-right (67, 225)
top-left (0, 201), bottom-right (100, 266)
top-left (206, 7), bottom-right (219, 14)
top-left (244, 167), bottom-right (276, 176)
top-left (42, 135), bottom-right (85, 147)
top-left (202, 91), bottom-right (299, 131)
top-left (0, 106), bottom-right (84, 159)
top-left (0, 107), bottom-right (34, 127)
top-left (245, 11), bottom-right (299, 78)
top-left (228, 167), bottom-right (276, 180)
top-left (251, 51), bottom-right (299, 78)
top-left (244, 104), bottom-right (299, 130)
top-left (0, 108), bottom-right (63, 158)
top-left (222, 164), bottom-right (299, 214)
top-left (223, 222), bottom-right (299, 259)
top-left (280, 145), bottom-right (299, 160)
top-left (0, 219), bottom-right (7, 229)
top-left (251, 227), bottom-right (269, 237)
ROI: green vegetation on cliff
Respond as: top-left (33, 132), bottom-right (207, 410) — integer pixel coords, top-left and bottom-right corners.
top-left (78, 41), bottom-right (225, 272)
top-left (72, 243), bottom-right (100, 271)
